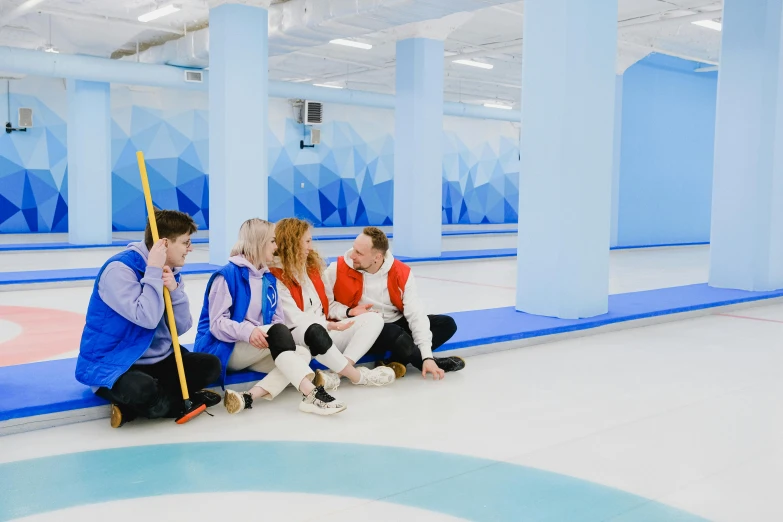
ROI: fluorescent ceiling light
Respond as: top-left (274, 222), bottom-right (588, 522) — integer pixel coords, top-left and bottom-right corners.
top-left (313, 83), bottom-right (343, 89)
top-left (484, 103), bottom-right (512, 110)
top-left (330, 38), bottom-right (372, 50)
top-left (453, 59), bottom-right (493, 70)
top-left (138, 4), bottom-right (181, 23)
top-left (43, 46), bottom-right (59, 53)
top-left (692, 20), bottom-right (722, 31)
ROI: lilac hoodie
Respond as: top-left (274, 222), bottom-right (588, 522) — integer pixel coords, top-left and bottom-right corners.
top-left (207, 255), bottom-right (285, 343)
top-left (97, 241), bottom-right (192, 365)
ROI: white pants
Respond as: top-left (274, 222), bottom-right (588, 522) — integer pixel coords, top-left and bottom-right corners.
top-left (227, 342), bottom-right (313, 400)
top-left (291, 312), bottom-right (384, 367)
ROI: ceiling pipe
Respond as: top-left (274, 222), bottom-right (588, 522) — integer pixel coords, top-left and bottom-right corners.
top-left (0, 45), bottom-right (520, 122)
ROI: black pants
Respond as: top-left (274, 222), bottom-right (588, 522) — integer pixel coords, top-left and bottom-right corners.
top-left (96, 351), bottom-right (221, 419)
top-left (366, 314), bottom-right (457, 370)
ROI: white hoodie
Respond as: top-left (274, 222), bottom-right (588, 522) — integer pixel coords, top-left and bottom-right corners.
top-left (324, 250), bottom-right (433, 359)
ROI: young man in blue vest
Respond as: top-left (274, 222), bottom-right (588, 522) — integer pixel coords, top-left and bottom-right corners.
top-left (76, 210), bottom-right (221, 428)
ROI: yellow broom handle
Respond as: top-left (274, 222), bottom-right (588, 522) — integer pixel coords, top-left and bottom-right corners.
top-left (136, 151), bottom-right (190, 402)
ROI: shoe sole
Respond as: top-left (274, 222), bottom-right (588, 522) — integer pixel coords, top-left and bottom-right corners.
top-left (299, 402), bottom-right (347, 416)
top-left (223, 391), bottom-right (244, 414)
top-left (110, 404), bottom-right (123, 428)
top-left (196, 390), bottom-right (222, 408)
top-left (385, 362), bottom-right (407, 379)
top-left (356, 370), bottom-right (396, 387)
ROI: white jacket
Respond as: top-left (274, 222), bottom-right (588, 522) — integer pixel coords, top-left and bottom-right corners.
top-left (324, 250), bottom-right (433, 359)
top-left (277, 272), bottom-right (329, 330)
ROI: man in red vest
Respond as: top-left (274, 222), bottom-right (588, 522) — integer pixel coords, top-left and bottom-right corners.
top-left (324, 227), bottom-right (465, 380)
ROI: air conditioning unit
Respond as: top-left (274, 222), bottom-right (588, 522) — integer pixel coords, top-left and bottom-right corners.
top-left (301, 100), bottom-right (323, 125)
top-left (184, 70), bottom-right (203, 83)
top-left (18, 108), bottom-right (32, 128)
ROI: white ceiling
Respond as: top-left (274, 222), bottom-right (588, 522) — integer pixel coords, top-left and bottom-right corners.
top-left (0, 0), bottom-right (724, 106)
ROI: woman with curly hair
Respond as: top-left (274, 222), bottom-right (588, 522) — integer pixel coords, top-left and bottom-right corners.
top-left (271, 218), bottom-right (395, 389)
top-left (195, 218), bottom-right (346, 416)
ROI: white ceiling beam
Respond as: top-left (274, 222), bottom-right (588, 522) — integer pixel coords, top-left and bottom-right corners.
top-left (36, 7), bottom-right (185, 36)
top-left (619, 40), bottom-right (719, 66)
top-left (619, 10), bottom-right (722, 30)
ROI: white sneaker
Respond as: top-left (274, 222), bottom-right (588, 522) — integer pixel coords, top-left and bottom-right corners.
top-left (299, 386), bottom-right (347, 416)
top-left (224, 389), bottom-right (252, 414)
top-left (355, 366), bottom-right (396, 386)
top-left (314, 369), bottom-right (341, 391)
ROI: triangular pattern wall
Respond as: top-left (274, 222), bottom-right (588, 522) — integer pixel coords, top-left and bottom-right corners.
top-left (111, 106), bottom-right (210, 231)
top-left (0, 94), bottom-right (68, 233)
top-left (0, 92), bottom-right (520, 233)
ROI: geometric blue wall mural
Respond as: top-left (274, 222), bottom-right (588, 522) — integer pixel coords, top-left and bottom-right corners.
top-left (442, 132), bottom-right (519, 224)
top-left (269, 118), bottom-right (395, 226)
top-left (111, 105), bottom-right (209, 231)
top-left (0, 94), bottom-right (68, 233)
top-left (0, 89), bottom-right (520, 233)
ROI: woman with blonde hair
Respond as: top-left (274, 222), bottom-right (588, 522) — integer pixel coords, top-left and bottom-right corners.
top-left (271, 218), bottom-right (395, 388)
top-left (195, 218), bottom-right (346, 416)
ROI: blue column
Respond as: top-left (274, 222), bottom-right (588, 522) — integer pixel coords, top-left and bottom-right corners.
top-left (209, 3), bottom-right (268, 265)
top-left (610, 75), bottom-right (624, 248)
top-left (709, 0), bottom-right (783, 291)
top-left (516, 0), bottom-right (618, 319)
top-left (66, 80), bottom-right (111, 245)
top-left (393, 38), bottom-right (443, 258)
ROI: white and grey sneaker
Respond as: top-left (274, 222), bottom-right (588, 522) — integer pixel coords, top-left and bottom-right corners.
top-left (224, 389), bottom-right (253, 414)
top-left (313, 369), bottom-right (341, 391)
top-left (354, 366), bottom-right (396, 386)
top-left (299, 386), bottom-right (347, 416)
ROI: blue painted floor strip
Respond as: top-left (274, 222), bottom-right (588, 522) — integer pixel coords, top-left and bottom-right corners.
top-left (2, 283), bottom-right (781, 423)
top-left (0, 229), bottom-right (518, 252)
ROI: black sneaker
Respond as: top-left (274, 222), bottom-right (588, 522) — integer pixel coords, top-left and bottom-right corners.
top-left (435, 356), bottom-right (466, 373)
top-left (224, 389), bottom-right (252, 414)
top-left (192, 389), bottom-right (222, 408)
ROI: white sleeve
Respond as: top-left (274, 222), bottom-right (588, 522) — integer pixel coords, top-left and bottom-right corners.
top-left (401, 273), bottom-right (433, 360)
top-left (324, 261), bottom-right (350, 320)
top-left (278, 283), bottom-right (328, 329)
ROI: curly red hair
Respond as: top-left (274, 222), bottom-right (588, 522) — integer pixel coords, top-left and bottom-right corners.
top-left (274, 218), bottom-right (325, 285)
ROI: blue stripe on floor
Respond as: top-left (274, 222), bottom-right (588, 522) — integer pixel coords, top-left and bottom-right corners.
top-left (0, 441), bottom-right (708, 522)
top-left (2, 283), bottom-right (782, 423)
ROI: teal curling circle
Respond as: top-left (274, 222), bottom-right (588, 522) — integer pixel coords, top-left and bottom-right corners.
top-left (0, 441), bottom-right (707, 521)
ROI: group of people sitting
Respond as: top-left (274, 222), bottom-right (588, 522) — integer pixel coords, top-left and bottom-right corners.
top-left (75, 210), bottom-right (465, 427)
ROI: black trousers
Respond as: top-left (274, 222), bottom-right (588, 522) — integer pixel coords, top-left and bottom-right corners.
top-left (96, 351), bottom-right (221, 419)
top-left (365, 314), bottom-right (457, 370)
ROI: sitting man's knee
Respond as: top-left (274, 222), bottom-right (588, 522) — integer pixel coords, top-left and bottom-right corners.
top-left (203, 355), bottom-right (222, 384)
top-left (442, 315), bottom-right (457, 336)
top-left (393, 331), bottom-right (416, 359)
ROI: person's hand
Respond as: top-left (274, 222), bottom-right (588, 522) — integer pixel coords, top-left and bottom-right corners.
top-left (422, 359), bottom-right (445, 381)
top-left (348, 303), bottom-right (374, 317)
top-left (249, 327), bottom-right (269, 349)
top-left (147, 239), bottom-right (167, 269)
top-left (161, 266), bottom-right (178, 291)
top-left (327, 321), bottom-right (354, 332)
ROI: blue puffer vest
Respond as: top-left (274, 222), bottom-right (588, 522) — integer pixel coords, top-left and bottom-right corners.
top-left (75, 250), bottom-right (181, 388)
top-left (194, 262), bottom-right (277, 386)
